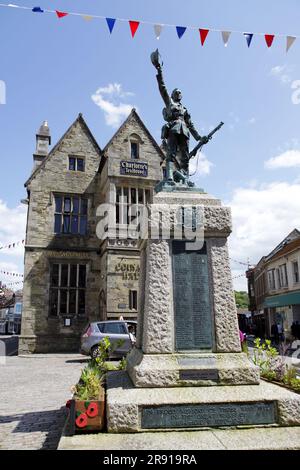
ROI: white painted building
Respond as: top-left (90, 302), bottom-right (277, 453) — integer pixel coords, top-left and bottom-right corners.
top-left (251, 230), bottom-right (300, 340)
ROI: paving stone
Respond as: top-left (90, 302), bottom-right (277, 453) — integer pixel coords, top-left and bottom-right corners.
top-left (0, 355), bottom-right (83, 449)
top-left (58, 426), bottom-right (300, 450)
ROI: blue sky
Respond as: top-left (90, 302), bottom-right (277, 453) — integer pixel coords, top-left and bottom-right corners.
top-left (1, 0), bottom-right (300, 290)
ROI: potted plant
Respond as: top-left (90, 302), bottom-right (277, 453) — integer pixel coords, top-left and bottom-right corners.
top-left (66, 337), bottom-right (126, 434)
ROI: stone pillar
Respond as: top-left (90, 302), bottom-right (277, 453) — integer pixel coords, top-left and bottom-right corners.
top-left (127, 190), bottom-right (259, 387)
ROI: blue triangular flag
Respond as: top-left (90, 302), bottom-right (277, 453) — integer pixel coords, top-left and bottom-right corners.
top-left (176, 26), bottom-right (186, 39)
top-left (32, 7), bottom-right (44, 13)
top-left (106, 18), bottom-right (116, 34)
top-left (244, 33), bottom-right (253, 48)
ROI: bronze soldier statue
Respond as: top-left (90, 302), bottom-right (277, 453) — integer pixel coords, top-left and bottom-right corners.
top-left (151, 49), bottom-right (210, 185)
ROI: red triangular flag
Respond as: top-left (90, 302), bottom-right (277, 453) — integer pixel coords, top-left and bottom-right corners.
top-left (265, 34), bottom-right (274, 48)
top-left (56, 10), bottom-right (69, 19)
top-left (199, 29), bottom-right (209, 46)
top-left (129, 20), bottom-right (140, 38)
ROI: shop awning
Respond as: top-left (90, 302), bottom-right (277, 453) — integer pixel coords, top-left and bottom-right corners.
top-left (263, 290), bottom-right (300, 308)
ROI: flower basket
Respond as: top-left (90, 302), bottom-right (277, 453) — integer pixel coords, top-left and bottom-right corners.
top-left (67, 385), bottom-right (105, 434)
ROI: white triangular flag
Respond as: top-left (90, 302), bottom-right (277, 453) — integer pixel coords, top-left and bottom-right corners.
top-left (286, 36), bottom-right (296, 53)
top-left (154, 24), bottom-right (163, 40)
top-left (221, 31), bottom-right (231, 47)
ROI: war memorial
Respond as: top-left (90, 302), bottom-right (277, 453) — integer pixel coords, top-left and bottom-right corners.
top-left (105, 51), bottom-right (300, 434)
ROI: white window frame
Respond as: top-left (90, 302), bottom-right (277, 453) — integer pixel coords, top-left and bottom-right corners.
top-left (267, 269), bottom-right (276, 290)
top-left (279, 263), bottom-right (288, 288)
top-left (115, 186), bottom-right (151, 226)
top-left (292, 260), bottom-right (299, 284)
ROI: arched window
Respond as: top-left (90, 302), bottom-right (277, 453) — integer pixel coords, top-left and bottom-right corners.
top-left (129, 133), bottom-right (143, 160)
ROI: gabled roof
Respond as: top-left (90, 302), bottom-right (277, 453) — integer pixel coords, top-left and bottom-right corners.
top-left (265, 229), bottom-right (300, 262)
top-left (101, 108), bottom-right (165, 164)
top-left (253, 229), bottom-right (300, 271)
top-left (25, 113), bottom-right (102, 187)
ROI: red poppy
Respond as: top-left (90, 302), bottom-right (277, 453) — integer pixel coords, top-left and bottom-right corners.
top-left (86, 402), bottom-right (98, 418)
top-left (75, 413), bottom-right (88, 428)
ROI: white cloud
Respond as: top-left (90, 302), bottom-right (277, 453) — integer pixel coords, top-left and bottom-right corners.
top-left (227, 181), bottom-right (300, 290)
top-left (270, 64), bottom-right (293, 84)
top-left (91, 83), bottom-right (136, 128)
top-left (270, 65), bottom-right (286, 76)
top-left (0, 200), bottom-right (27, 285)
top-left (189, 151), bottom-right (214, 180)
top-left (265, 150), bottom-right (300, 169)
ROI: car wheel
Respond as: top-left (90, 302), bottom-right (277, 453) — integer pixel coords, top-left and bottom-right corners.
top-left (91, 345), bottom-right (100, 359)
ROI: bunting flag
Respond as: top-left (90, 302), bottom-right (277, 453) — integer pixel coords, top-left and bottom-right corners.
top-left (0, 239), bottom-right (25, 250)
top-left (0, 280), bottom-right (24, 287)
top-left (56, 10), bottom-right (68, 19)
top-left (154, 24), bottom-right (162, 40)
top-left (129, 20), bottom-right (140, 38)
top-left (0, 4), bottom-right (299, 53)
top-left (221, 31), bottom-right (231, 47)
top-left (244, 33), bottom-right (253, 48)
top-left (286, 35), bottom-right (296, 52)
top-left (176, 26), bottom-right (186, 39)
top-left (106, 17), bottom-right (116, 34)
top-left (199, 29), bottom-right (209, 45)
top-left (265, 34), bottom-right (275, 48)
top-left (0, 269), bottom-right (24, 277)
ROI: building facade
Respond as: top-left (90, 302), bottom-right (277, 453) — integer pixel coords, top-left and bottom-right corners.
top-left (19, 110), bottom-right (164, 353)
top-left (247, 229), bottom-right (300, 340)
top-left (0, 291), bottom-right (23, 335)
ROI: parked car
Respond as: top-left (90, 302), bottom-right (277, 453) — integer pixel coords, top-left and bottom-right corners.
top-left (80, 320), bottom-right (137, 359)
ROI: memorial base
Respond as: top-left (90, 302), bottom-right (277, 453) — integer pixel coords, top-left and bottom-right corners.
top-left (106, 371), bottom-right (300, 433)
top-left (126, 349), bottom-right (260, 388)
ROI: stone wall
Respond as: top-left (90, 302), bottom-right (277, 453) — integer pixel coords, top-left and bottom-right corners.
top-left (20, 116), bottom-right (104, 353)
top-left (20, 111), bottom-right (163, 353)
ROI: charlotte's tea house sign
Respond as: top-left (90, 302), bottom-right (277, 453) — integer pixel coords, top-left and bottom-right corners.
top-left (120, 161), bottom-right (148, 177)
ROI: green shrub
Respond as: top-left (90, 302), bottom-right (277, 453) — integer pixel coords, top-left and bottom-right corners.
top-left (73, 337), bottom-right (127, 400)
top-left (283, 366), bottom-right (300, 392)
top-left (252, 338), bottom-right (285, 381)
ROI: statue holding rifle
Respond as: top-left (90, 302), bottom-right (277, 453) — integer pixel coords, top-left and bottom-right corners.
top-left (151, 49), bottom-right (223, 186)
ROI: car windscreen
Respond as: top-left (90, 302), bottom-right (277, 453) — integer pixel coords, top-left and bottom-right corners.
top-left (97, 322), bottom-right (128, 335)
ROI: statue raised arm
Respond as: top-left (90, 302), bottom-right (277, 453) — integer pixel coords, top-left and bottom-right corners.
top-left (151, 49), bottom-right (209, 186)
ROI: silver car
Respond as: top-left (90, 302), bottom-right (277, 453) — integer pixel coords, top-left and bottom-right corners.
top-left (80, 320), bottom-right (136, 359)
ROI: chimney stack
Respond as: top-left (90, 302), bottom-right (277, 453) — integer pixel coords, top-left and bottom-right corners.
top-left (33, 121), bottom-right (51, 169)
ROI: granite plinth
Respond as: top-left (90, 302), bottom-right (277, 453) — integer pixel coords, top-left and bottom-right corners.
top-left (106, 371), bottom-right (300, 433)
top-left (126, 349), bottom-right (260, 388)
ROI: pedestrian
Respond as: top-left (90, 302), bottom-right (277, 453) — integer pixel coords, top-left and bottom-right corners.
top-left (277, 323), bottom-right (284, 342)
top-left (239, 330), bottom-right (248, 353)
top-left (271, 323), bottom-right (279, 344)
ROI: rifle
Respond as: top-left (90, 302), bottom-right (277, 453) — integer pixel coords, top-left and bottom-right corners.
top-left (189, 121), bottom-right (224, 159)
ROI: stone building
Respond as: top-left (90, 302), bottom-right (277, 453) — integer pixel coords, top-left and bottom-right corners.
top-left (19, 110), bottom-right (164, 353)
top-left (247, 229), bottom-right (300, 339)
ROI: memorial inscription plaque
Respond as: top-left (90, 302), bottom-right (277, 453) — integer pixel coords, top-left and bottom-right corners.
top-left (141, 402), bottom-right (277, 429)
top-left (172, 241), bottom-right (212, 350)
top-left (179, 369), bottom-right (219, 381)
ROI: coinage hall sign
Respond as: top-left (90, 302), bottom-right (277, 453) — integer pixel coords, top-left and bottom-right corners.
top-left (120, 160), bottom-right (148, 177)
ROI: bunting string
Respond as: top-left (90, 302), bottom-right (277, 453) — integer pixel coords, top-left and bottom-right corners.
top-left (0, 280), bottom-right (24, 287)
top-left (230, 257), bottom-right (250, 267)
top-left (232, 273), bottom-right (247, 280)
top-left (0, 239), bottom-right (25, 250)
top-left (0, 3), bottom-right (298, 50)
top-left (0, 269), bottom-right (23, 277)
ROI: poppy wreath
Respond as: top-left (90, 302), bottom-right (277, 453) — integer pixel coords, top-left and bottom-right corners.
top-left (86, 402), bottom-right (99, 418)
top-left (75, 412), bottom-right (88, 428)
